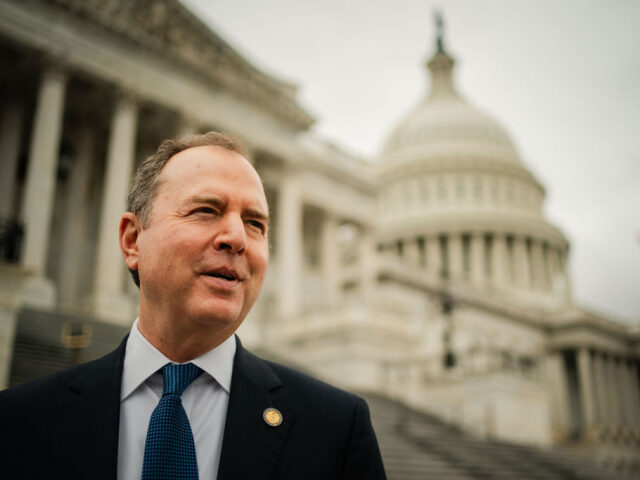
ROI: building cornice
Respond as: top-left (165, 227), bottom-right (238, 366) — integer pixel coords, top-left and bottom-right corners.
top-left (378, 153), bottom-right (544, 193)
top-left (376, 212), bottom-right (568, 247)
top-left (38, 0), bottom-right (314, 130)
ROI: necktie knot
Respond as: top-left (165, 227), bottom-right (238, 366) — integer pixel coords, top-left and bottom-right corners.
top-left (162, 363), bottom-right (202, 397)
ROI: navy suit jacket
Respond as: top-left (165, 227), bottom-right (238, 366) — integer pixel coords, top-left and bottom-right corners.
top-left (0, 336), bottom-right (386, 479)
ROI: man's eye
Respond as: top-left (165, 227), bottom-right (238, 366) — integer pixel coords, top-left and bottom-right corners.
top-left (195, 207), bottom-right (216, 214)
top-left (247, 220), bottom-right (265, 232)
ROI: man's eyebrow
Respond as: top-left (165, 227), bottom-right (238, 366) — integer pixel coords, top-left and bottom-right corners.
top-left (188, 195), bottom-right (225, 208)
top-left (244, 207), bottom-right (270, 226)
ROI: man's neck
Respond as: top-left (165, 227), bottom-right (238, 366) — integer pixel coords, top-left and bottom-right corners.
top-left (136, 314), bottom-right (233, 363)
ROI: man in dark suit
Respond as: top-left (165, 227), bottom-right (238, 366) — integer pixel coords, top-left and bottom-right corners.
top-left (0, 132), bottom-right (386, 479)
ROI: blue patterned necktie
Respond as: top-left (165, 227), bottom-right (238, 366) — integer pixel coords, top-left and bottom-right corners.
top-left (142, 363), bottom-right (203, 480)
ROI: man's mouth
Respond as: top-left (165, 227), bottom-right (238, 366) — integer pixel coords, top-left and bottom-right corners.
top-left (203, 268), bottom-right (241, 282)
top-left (207, 273), bottom-right (236, 281)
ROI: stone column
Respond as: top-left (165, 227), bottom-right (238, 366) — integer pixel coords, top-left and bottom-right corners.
top-left (560, 248), bottom-right (573, 299)
top-left (277, 173), bottom-right (303, 318)
top-left (93, 92), bottom-right (138, 323)
top-left (548, 351), bottom-right (570, 441)
top-left (21, 66), bottom-right (67, 276)
top-left (577, 348), bottom-right (596, 434)
top-left (605, 355), bottom-right (620, 429)
top-left (321, 212), bottom-right (340, 306)
top-left (543, 245), bottom-right (555, 291)
top-left (613, 358), bottom-right (625, 429)
top-left (470, 232), bottom-right (485, 283)
top-left (628, 362), bottom-right (640, 429)
top-left (448, 233), bottom-right (463, 280)
top-left (404, 237), bottom-right (421, 268)
top-left (426, 235), bottom-right (441, 277)
top-left (618, 359), bottom-right (635, 429)
top-left (0, 101), bottom-right (25, 218)
top-left (551, 248), bottom-right (571, 299)
top-left (546, 246), bottom-right (558, 292)
top-left (491, 233), bottom-right (507, 286)
top-left (513, 236), bottom-right (530, 289)
top-left (593, 352), bottom-right (611, 429)
top-left (57, 127), bottom-right (95, 308)
top-left (530, 240), bottom-right (545, 290)
top-left (359, 228), bottom-right (377, 300)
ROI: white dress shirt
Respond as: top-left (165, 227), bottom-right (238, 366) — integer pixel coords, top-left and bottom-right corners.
top-left (117, 319), bottom-right (236, 480)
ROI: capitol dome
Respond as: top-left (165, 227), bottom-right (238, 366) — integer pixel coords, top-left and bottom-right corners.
top-left (376, 36), bottom-right (571, 301)
top-left (382, 51), bottom-right (520, 167)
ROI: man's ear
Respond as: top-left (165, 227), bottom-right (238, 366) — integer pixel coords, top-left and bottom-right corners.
top-left (120, 212), bottom-right (142, 271)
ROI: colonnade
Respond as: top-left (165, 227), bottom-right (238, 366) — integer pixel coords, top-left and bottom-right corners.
top-left (385, 231), bottom-right (570, 294)
top-left (576, 348), bottom-right (640, 434)
top-left (1, 61), bottom-right (372, 324)
top-left (552, 348), bottom-right (640, 439)
top-left (0, 65), bottom-right (165, 318)
top-left (0, 63), bottom-right (149, 320)
top-left (271, 173), bottom-right (373, 318)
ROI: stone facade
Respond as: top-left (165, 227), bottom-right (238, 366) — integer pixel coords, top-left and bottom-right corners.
top-left (0, 0), bottom-right (638, 473)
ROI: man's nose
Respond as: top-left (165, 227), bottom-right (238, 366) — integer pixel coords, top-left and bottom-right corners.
top-left (213, 214), bottom-right (247, 254)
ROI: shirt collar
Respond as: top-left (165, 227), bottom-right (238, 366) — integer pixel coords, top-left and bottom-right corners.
top-left (121, 318), bottom-right (236, 401)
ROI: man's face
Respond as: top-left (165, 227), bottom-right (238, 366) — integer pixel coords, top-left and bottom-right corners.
top-left (134, 145), bottom-right (269, 334)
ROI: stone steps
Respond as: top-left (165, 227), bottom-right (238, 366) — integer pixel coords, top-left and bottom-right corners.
top-left (364, 393), bottom-right (626, 480)
top-left (9, 307), bottom-right (128, 387)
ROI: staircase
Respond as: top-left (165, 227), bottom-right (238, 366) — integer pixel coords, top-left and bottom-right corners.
top-left (9, 307), bottom-right (128, 387)
top-left (365, 393), bottom-right (629, 480)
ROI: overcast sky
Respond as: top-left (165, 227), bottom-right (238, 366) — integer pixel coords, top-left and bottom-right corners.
top-left (181, 0), bottom-right (640, 324)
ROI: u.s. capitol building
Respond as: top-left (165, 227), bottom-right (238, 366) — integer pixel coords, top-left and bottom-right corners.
top-left (0, 0), bottom-right (638, 476)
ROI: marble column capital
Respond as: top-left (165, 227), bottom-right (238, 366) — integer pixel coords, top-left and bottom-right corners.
top-left (38, 54), bottom-right (69, 80)
top-left (112, 87), bottom-right (139, 107)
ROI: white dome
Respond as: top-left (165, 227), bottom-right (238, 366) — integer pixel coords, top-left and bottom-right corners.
top-left (376, 47), bottom-right (568, 253)
top-left (375, 38), bottom-right (570, 303)
top-left (382, 52), bottom-right (521, 167)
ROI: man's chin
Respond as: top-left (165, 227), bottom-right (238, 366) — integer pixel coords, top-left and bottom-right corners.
top-left (190, 302), bottom-right (245, 329)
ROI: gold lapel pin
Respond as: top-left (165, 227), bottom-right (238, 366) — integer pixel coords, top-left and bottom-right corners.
top-left (263, 407), bottom-right (283, 427)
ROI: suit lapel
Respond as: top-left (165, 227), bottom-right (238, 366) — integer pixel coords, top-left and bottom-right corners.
top-left (48, 337), bottom-right (127, 480)
top-left (217, 338), bottom-right (296, 480)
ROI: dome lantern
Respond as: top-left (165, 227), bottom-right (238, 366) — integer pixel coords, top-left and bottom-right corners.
top-left (427, 11), bottom-right (458, 100)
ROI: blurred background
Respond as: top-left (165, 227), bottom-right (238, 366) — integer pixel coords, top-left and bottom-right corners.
top-left (0, 0), bottom-right (638, 478)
